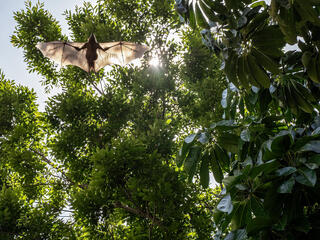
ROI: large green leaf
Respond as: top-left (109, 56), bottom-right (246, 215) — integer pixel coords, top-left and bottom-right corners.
top-left (308, 154), bottom-right (320, 165)
top-left (270, 131), bottom-right (294, 154)
top-left (214, 144), bottom-right (230, 171)
top-left (217, 193), bottom-right (233, 214)
top-left (299, 140), bottom-right (320, 153)
top-left (295, 167), bottom-right (317, 187)
top-left (218, 133), bottom-right (240, 154)
top-left (177, 141), bottom-right (193, 167)
top-left (250, 160), bottom-right (280, 178)
top-left (278, 176), bottom-right (295, 193)
top-left (184, 146), bottom-right (202, 181)
top-left (275, 167), bottom-right (297, 176)
top-left (231, 200), bottom-right (251, 230)
top-left (210, 150), bottom-right (224, 183)
top-left (292, 135), bottom-right (320, 151)
top-left (185, 133), bottom-right (197, 144)
top-left (249, 196), bottom-right (265, 217)
top-left (246, 217), bottom-right (272, 234)
top-left (211, 120), bottom-right (238, 130)
top-left (240, 129), bottom-right (250, 142)
top-left (198, 132), bottom-right (209, 144)
top-left (252, 25), bottom-right (286, 56)
top-left (200, 152), bottom-right (210, 188)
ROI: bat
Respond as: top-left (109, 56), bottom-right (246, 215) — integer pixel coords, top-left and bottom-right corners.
top-left (36, 33), bottom-right (149, 73)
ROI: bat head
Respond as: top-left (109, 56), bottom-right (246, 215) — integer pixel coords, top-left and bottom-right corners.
top-left (88, 33), bottom-right (98, 44)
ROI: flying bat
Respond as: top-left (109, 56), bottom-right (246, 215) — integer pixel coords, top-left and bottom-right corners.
top-left (36, 34), bottom-right (149, 73)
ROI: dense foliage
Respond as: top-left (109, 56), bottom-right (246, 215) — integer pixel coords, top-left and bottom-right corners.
top-left (1, 0), bottom-right (227, 239)
top-left (176, 0), bottom-right (320, 239)
top-left (3, 0), bottom-right (320, 239)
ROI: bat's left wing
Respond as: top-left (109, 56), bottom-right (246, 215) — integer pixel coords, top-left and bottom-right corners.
top-left (36, 42), bottom-right (90, 72)
top-left (94, 42), bottom-right (149, 72)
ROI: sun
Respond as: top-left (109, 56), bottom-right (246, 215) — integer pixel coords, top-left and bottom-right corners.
top-left (149, 56), bottom-right (160, 67)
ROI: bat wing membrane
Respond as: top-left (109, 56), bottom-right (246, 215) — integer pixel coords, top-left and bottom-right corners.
top-left (36, 42), bottom-right (90, 72)
top-left (95, 42), bottom-right (149, 72)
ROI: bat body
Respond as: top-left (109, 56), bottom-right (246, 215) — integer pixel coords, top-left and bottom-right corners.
top-left (36, 34), bottom-right (149, 72)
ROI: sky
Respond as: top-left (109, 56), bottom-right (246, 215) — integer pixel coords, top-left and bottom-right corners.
top-left (0, 0), bottom-right (92, 111)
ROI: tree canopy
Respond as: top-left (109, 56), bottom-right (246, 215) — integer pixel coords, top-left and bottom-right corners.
top-left (176, 0), bottom-right (320, 239)
top-left (2, 0), bottom-right (320, 239)
top-left (2, 0), bottom-right (225, 239)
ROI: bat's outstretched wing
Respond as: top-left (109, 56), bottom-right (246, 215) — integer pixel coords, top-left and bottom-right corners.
top-left (36, 42), bottom-right (90, 72)
top-left (94, 42), bottom-right (149, 72)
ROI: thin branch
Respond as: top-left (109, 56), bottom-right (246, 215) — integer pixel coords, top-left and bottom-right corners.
top-left (88, 73), bottom-right (104, 96)
top-left (30, 147), bottom-right (87, 189)
top-left (113, 202), bottom-right (163, 227)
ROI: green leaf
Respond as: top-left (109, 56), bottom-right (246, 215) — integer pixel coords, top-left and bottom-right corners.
top-left (271, 131), bottom-right (293, 154)
top-left (240, 129), bottom-right (250, 142)
top-left (184, 146), bottom-right (202, 181)
top-left (250, 160), bottom-right (280, 178)
top-left (304, 162), bottom-right (318, 170)
top-left (252, 26), bottom-right (286, 53)
top-left (214, 144), bottom-right (230, 171)
top-left (177, 141), bottom-right (193, 167)
top-left (249, 196), bottom-right (265, 217)
top-left (231, 201), bottom-right (250, 229)
top-left (198, 132), bottom-right (209, 144)
top-left (295, 168), bottom-right (317, 187)
top-left (213, 208), bottom-right (224, 224)
top-left (185, 133), bottom-right (197, 144)
top-left (218, 133), bottom-right (239, 154)
top-left (247, 217), bottom-right (272, 234)
top-left (200, 153), bottom-right (209, 188)
top-left (211, 120), bottom-right (238, 130)
top-left (292, 135), bottom-right (320, 151)
top-left (278, 177), bottom-right (295, 193)
top-left (223, 175), bottom-right (241, 190)
top-left (309, 154), bottom-right (320, 165)
top-left (275, 167), bottom-right (297, 176)
top-left (299, 140), bottom-right (320, 153)
top-left (194, 0), bottom-right (210, 28)
top-left (210, 150), bottom-right (224, 183)
top-left (217, 194), bottom-right (233, 214)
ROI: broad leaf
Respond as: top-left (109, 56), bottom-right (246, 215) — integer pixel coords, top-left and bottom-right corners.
top-left (271, 131), bottom-right (293, 154)
top-left (250, 160), bottom-right (280, 178)
top-left (247, 217), bottom-right (272, 234)
top-left (200, 153), bottom-right (210, 188)
top-left (278, 177), bottom-right (295, 193)
top-left (185, 133), bottom-right (197, 144)
top-left (295, 168), bottom-right (317, 187)
top-left (240, 129), bottom-right (250, 142)
top-left (184, 146), bottom-right (202, 181)
top-left (299, 140), bottom-right (320, 153)
top-left (211, 120), bottom-right (238, 130)
top-left (275, 167), bottom-right (296, 176)
top-left (198, 132), bottom-right (209, 144)
top-left (217, 194), bottom-right (233, 214)
top-left (210, 150), bottom-right (224, 183)
top-left (218, 133), bottom-right (239, 154)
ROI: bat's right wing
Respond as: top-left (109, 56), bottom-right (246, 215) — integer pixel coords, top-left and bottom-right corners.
top-left (94, 42), bottom-right (149, 72)
top-left (36, 41), bottom-right (90, 72)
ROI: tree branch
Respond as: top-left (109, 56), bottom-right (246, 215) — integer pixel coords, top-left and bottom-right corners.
top-left (113, 202), bottom-right (163, 227)
top-left (29, 147), bottom-right (87, 189)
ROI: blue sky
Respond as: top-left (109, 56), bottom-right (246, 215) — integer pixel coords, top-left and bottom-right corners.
top-left (0, 1), bottom-right (91, 110)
